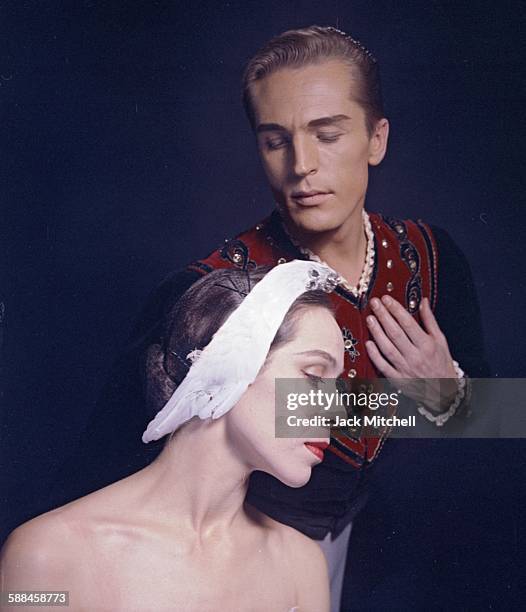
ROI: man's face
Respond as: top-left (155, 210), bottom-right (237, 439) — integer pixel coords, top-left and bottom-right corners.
top-left (251, 60), bottom-right (388, 235)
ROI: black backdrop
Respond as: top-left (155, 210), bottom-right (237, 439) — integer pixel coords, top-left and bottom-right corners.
top-left (2, 1), bottom-right (525, 609)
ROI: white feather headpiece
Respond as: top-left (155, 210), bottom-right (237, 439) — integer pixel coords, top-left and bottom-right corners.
top-left (142, 260), bottom-right (340, 442)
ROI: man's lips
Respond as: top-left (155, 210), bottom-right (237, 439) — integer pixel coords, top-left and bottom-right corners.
top-left (291, 191), bottom-right (332, 206)
top-left (304, 441), bottom-right (330, 461)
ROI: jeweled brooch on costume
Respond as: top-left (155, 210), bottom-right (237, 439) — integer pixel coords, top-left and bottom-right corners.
top-left (342, 327), bottom-right (360, 362)
top-left (306, 267), bottom-right (340, 292)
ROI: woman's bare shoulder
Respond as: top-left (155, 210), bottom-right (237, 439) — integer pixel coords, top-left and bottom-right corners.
top-left (1, 478), bottom-right (132, 573)
top-left (254, 512), bottom-right (330, 612)
top-left (1, 509), bottom-right (81, 591)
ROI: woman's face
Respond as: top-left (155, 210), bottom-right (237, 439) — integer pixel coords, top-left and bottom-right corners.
top-left (225, 306), bottom-right (344, 487)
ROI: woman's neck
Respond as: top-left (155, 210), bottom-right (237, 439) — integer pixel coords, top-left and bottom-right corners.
top-left (129, 419), bottom-right (251, 538)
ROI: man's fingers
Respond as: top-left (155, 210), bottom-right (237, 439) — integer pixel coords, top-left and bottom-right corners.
top-left (379, 295), bottom-right (428, 347)
top-left (366, 314), bottom-right (405, 369)
top-left (369, 298), bottom-right (413, 353)
top-left (365, 340), bottom-right (399, 378)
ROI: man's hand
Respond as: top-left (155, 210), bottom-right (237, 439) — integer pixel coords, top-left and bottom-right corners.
top-left (365, 295), bottom-right (458, 412)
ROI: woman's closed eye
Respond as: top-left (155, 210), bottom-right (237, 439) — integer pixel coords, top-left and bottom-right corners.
top-left (303, 371), bottom-right (325, 390)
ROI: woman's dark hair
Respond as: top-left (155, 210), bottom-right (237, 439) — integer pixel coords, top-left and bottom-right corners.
top-left (144, 266), bottom-right (333, 418)
top-left (242, 25), bottom-right (384, 136)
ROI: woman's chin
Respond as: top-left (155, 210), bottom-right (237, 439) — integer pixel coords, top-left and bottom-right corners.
top-left (278, 467), bottom-right (312, 489)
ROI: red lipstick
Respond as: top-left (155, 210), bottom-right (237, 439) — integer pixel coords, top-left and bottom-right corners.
top-left (304, 441), bottom-right (330, 461)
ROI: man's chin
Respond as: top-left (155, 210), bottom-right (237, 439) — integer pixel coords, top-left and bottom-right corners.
top-left (287, 208), bottom-right (342, 236)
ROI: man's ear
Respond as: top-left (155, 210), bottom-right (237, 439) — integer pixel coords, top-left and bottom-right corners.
top-left (368, 118), bottom-right (389, 166)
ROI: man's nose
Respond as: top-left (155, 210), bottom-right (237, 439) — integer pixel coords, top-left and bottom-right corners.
top-left (292, 135), bottom-right (318, 177)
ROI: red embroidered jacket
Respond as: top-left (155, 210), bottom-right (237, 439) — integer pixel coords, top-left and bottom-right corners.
top-left (189, 210), bottom-right (438, 468)
top-left (181, 210), bottom-right (439, 537)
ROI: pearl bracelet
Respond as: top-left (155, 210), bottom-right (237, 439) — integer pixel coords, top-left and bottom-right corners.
top-left (416, 361), bottom-right (469, 427)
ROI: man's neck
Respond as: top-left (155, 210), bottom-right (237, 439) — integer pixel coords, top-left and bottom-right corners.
top-left (284, 209), bottom-right (368, 287)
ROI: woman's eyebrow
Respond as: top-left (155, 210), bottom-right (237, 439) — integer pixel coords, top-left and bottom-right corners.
top-left (293, 349), bottom-right (337, 368)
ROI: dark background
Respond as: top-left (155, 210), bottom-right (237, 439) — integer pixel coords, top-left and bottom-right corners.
top-left (1, 1), bottom-right (525, 609)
